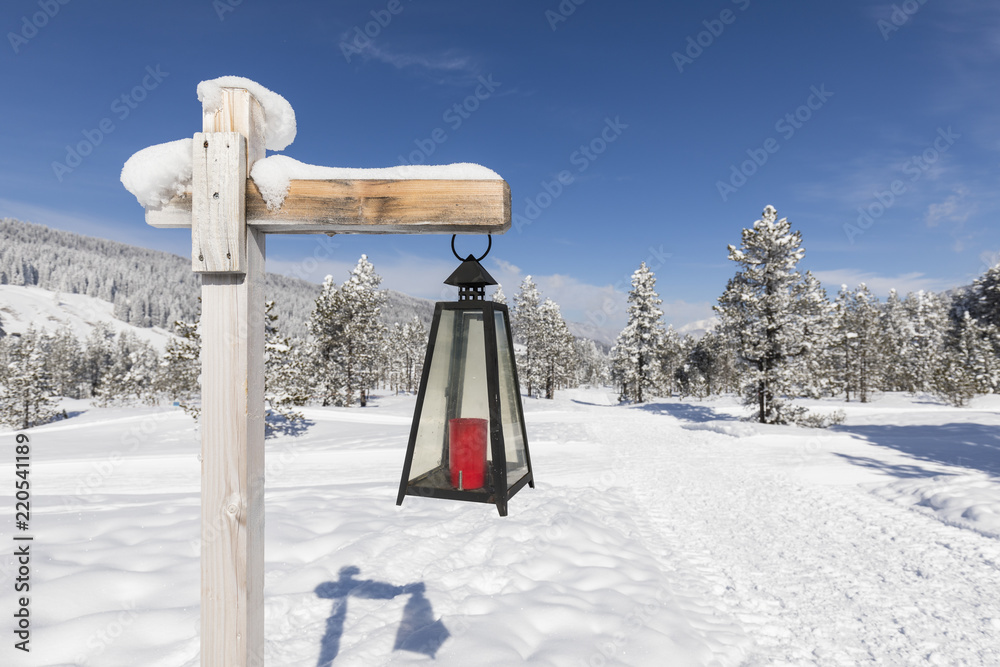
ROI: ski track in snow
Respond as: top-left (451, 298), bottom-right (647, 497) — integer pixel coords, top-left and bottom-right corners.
top-left (592, 410), bottom-right (1000, 666)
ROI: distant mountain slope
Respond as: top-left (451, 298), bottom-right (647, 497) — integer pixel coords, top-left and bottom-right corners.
top-left (0, 218), bottom-right (433, 339)
top-left (0, 284), bottom-right (174, 350)
top-left (1, 218), bottom-right (612, 346)
top-left (676, 317), bottom-right (719, 340)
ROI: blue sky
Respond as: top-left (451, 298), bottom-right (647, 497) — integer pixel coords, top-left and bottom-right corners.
top-left (2, 0), bottom-right (998, 335)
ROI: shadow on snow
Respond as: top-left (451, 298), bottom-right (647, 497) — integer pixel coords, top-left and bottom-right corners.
top-left (314, 566), bottom-right (449, 665)
top-left (634, 401), bottom-right (738, 423)
top-left (831, 422), bottom-right (1000, 477)
top-left (265, 413), bottom-right (314, 438)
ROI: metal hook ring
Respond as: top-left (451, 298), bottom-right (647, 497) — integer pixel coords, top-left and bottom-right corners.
top-left (451, 234), bottom-right (492, 262)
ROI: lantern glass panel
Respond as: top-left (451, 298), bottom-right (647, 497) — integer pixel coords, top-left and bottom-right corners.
top-left (407, 308), bottom-right (492, 490)
top-left (494, 310), bottom-right (529, 489)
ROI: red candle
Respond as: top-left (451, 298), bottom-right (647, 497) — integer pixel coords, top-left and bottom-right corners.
top-left (449, 418), bottom-right (488, 490)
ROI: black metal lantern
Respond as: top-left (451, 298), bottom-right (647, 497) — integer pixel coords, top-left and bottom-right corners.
top-left (396, 236), bottom-right (534, 516)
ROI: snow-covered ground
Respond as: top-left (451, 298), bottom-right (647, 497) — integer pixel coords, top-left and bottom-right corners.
top-left (2, 389), bottom-right (1000, 666)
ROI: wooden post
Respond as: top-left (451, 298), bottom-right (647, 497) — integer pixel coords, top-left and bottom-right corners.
top-left (136, 82), bottom-right (511, 665)
top-left (196, 88), bottom-right (266, 667)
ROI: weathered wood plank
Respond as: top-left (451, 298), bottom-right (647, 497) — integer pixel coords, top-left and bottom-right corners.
top-left (199, 87), bottom-right (266, 667)
top-left (200, 229), bottom-right (265, 667)
top-left (192, 132), bottom-right (247, 273)
top-left (147, 178), bottom-right (511, 234)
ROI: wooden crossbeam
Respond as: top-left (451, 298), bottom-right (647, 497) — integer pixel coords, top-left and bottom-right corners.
top-left (146, 178), bottom-right (511, 234)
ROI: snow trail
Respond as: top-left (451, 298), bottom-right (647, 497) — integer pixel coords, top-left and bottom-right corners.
top-left (591, 409), bottom-right (1000, 665)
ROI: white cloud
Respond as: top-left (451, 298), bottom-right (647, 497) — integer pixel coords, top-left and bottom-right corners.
top-left (488, 258), bottom-right (715, 335)
top-left (925, 187), bottom-right (975, 228)
top-left (359, 44), bottom-right (476, 73)
top-left (344, 41), bottom-right (480, 84)
top-left (810, 269), bottom-right (956, 297)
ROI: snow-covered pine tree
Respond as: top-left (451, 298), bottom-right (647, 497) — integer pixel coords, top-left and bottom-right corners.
top-left (959, 312), bottom-right (1000, 394)
top-left (309, 255), bottom-right (387, 407)
top-left (956, 262), bottom-right (1000, 329)
top-left (46, 324), bottom-right (85, 399)
top-left (310, 276), bottom-right (347, 407)
top-left (685, 330), bottom-right (731, 398)
top-left (671, 334), bottom-right (701, 398)
top-left (0, 327), bottom-right (57, 429)
top-left (608, 343), bottom-right (626, 401)
top-left (832, 284), bottom-right (885, 403)
top-left (935, 310), bottom-right (1000, 406)
top-left (264, 300), bottom-right (307, 426)
top-left (715, 205), bottom-right (819, 424)
top-left (574, 338), bottom-right (609, 387)
top-left (657, 325), bottom-right (683, 397)
top-left (513, 276), bottom-right (544, 397)
top-left (94, 332), bottom-right (160, 406)
top-left (612, 262), bottom-right (665, 403)
top-left (399, 315), bottom-right (426, 394)
top-left (492, 285), bottom-right (507, 305)
top-left (903, 290), bottom-right (950, 393)
top-left (384, 322), bottom-right (403, 393)
top-left (82, 323), bottom-right (117, 397)
top-left (881, 289), bottom-right (913, 392)
top-left (795, 271), bottom-right (835, 398)
top-left (934, 311), bottom-right (997, 406)
top-left (535, 298), bottom-right (576, 399)
top-left (158, 319), bottom-right (201, 418)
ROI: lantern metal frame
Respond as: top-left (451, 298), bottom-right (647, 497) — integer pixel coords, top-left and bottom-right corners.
top-left (396, 237), bottom-right (534, 516)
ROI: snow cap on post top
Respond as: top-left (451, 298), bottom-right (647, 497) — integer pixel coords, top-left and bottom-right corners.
top-left (196, 76), bottom-right (297, 151)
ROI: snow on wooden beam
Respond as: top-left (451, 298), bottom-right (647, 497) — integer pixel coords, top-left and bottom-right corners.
top-left (145, 178), bottom-right (511, 234)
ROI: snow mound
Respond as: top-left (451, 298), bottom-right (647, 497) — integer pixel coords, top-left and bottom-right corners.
top-left (197, 75), bottom-right (296, 151)
top-left (869, 473), bottom-right (1000, 539)
top-left (120, 138), bottom-right (193, 208)
top-left (251, 155), bottom-right (503, 210)
top-left (681, 420), bottom-right (761, 438)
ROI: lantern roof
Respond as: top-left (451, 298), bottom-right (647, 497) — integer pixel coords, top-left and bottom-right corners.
top-left (444, 255), bottom-right (498, 289)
